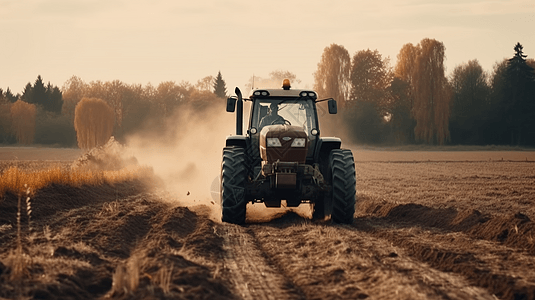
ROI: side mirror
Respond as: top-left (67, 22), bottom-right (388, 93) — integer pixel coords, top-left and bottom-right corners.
top-left (226, 97), bottom-right (236, 112)
top-left (328, 99), bottom-right (337, 114)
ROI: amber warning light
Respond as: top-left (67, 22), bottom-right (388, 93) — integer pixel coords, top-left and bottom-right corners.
top-left (282, 79), bottom-right (291, 90)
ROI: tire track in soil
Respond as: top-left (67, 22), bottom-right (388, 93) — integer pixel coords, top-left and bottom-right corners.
top-left (247, 214), bottom-right (494, 300)
top-left (356, 218), bottom-right (535, 300)
top-left (219, 224), bottom-right (305, 300)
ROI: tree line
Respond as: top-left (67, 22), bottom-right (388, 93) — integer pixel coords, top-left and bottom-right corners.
top-left (1, 39), bottom-right (534, 147)
top-left (314, 40), bottom-right (535, 146)
top-left (0, 73), bottom-right (228, 148)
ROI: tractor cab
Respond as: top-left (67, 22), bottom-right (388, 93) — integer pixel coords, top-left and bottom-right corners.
top-left (248, 89), bottom-right (321, 165)
top-left (226, 79), bottom-right (337, 165)
top-left (222, 79), bottom-right (355, 225)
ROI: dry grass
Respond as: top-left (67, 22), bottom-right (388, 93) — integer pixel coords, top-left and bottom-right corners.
top-left (0, 162), bottom-right (153, 293)
top-left (109, 253), bottom-right (142, 296)
top-left (10, 194), bottom-right (28, 282)
top-left (0, 165), bottom-right (154, 198)
top-left (153, 264), bottom-right (173, 294)
top-left (4, 189), bottom-right (33, 298)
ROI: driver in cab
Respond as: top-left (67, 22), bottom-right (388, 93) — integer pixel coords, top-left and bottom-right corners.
top-left (259, 102), bottom-right (287, 128)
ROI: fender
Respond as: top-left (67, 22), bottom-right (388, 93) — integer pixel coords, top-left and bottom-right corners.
top-left (315, 137), bottom-right (342, 161)
top-left (225, 135), bottom-right (247, 148)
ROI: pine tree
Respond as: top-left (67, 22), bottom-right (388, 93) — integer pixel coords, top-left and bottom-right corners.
top-left (20, 76), bottom-right (63, 113)
top-left (5, 88), bottom-right (17, 103)
top-left (32, 75), bottom-right (47, 106)
top-left (21, 82), bottom-right (33, 103)
top-left (45, 83), bottom-right (63, 113)
top-left (505, 42), bottom-right (535, 145)
top-left (213, 71), bottom-right (227, 98)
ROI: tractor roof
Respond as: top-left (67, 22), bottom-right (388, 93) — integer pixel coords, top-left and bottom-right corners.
top-left (250, 89), bottom-right (316, 98)
top-left (249, 79), bottom-right (318, 100)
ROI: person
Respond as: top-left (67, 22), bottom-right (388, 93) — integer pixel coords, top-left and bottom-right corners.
top-left (259, 102), bottom-right (286, 128)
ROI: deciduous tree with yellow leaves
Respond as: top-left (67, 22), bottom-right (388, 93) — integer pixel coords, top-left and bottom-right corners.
top-left (314, 44), bottom-right (351, 104)
top-left (395, 38), bottom-right (451, 145)
top-left (10, 100), bottom-right (36, 145)
top-left (74, 97), bottom-right (115, 149)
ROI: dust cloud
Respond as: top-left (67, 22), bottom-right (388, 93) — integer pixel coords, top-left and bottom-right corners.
top-left (125, 102), bottom-right (235, 219)
top-left (122, 99), bottom-right (342, 223)
top-left (315, 101), bottom-right (354, 148)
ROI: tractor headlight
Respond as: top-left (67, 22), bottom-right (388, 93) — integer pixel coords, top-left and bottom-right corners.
top-left (267, 138), bottom-right (282, 147)
top-left (291, 138), bottom-right (306, 147)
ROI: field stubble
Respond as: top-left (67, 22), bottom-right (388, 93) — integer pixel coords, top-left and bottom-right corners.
top-left (356, 160), bottom-right (535, 218)
top-left (1, 148), bottom-right (535, 299)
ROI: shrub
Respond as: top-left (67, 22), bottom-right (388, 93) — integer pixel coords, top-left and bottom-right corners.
top-left (74, 97), bottom-right (114, 149)
top-left (10, 100), bottom-right (36, 145)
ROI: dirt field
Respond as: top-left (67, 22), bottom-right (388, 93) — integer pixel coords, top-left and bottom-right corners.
top-left (1, 147), bottom-right (534, 299)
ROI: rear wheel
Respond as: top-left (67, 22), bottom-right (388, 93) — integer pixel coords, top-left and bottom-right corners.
top-left (220, 147), bottom-right (247, 224)
top-left (329, 149), bottom-right (356, 224)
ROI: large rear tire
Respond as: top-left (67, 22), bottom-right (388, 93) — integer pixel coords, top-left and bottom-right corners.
top-left (329, 149), bottom-right (356, 224)
top-left (220, 147), bottom-right (247, 224)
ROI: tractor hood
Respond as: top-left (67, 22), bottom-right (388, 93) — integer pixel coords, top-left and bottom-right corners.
top-left (259, 125), bottom-right (308, 164)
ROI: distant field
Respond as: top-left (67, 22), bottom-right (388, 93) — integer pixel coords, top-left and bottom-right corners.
top-left (1, 145), bottom-right (534, 162)
top-left (356, 160), bottom-right (535, 217)
top-left (351, 146), bottom-right (535, 162)
top-left (0, 147), bottom-right (82, 161)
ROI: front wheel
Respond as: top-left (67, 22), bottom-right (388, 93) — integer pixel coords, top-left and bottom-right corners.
top-left (329, 149), bottom-right (356, 224)
top-left (220, 147), bottom-right (247, 224)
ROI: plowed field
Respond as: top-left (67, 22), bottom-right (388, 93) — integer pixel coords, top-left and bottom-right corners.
top-left (1, 148), bottom-right (534, 300)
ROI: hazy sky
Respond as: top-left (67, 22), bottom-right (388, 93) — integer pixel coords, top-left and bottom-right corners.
top-left (1, 0), bottom-right (534, 95)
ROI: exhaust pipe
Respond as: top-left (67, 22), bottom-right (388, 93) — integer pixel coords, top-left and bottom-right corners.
top-left (235, 87), bottom-right (243, 135)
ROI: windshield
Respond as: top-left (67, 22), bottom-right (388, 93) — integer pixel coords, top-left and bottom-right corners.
top-left (251, 99), bottom-right (317, 136)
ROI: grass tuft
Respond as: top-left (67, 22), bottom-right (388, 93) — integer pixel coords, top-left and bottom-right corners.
top-left (5, 191), bottom-right (32, 298)
top-left (109, 253), bottom-right (142, 296)
top-left (154, 264), bottom-right (173, 294)
top-left (0, 165), bottom-right (153, 198)
top-left (12, 193), bottom-right (27, 283)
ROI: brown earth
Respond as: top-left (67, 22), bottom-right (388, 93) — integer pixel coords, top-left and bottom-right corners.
top-left (1, 148), bottom-right (535, 299)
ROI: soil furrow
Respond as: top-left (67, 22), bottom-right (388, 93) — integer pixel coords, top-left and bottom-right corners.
top-left (219, 224), bottom-right (304, 300)
top-left (356, 218), bottom-right (535, 300)
top-left (357, 197), bottom-right (535, 255)
top-left (3, 153), bottom-right (535, 300)
top-left (249, 214), bottom-right (493, 300)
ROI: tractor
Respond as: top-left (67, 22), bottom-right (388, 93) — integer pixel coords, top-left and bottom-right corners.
top-left (221, 79), bottom-right (356, 224)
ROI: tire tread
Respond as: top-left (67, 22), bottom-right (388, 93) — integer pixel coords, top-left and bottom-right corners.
top-left (330, 149), bottom-right (356, 224)
top-left (221, 147), bottom-right (247, 224)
